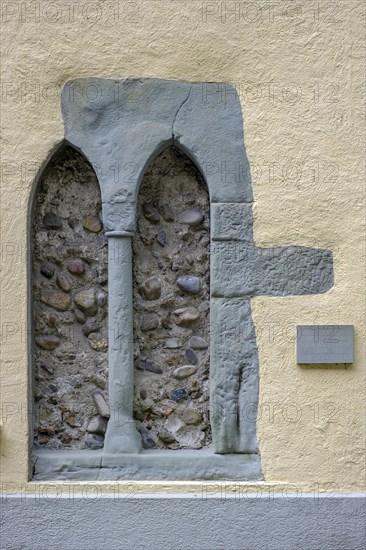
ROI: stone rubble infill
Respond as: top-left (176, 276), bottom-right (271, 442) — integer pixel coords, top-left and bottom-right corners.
top-left (179, 209), bottom-right (204, 225)
top-left (92, 390), bottom-right (110, 418)
top-left (172, 307), bottom-right (200, 326)
top-left (173, 365), bottom-right (197, 379)
top-left (56, 272), bottom-right (71, 292)
top-left (42, 211), bottom-right (62, 229)
top-left (88, 333), bottom-right (108, 351)
top-left (66, 259), bottom-right (85, 274)
top-left (32, 146), bottom-right (109, 450)
top-left (176, 275), bottom-right (202, 294)
top-left (86, 415), bottom-right (108, 435)
top-left (40, 290), bottom-right (71, 311)
top-left (140, 313), bottom-right (160, 331)
top-left (188, 336), bottom-right (208, 349)
top-left (74, 289), bottom-right (97, 314)
top-left (138, 276), bottom-right (161, 300)
top-left (132, 147), bottom-right (210, 450)
top-left (185, 348), bottom-right (198, 365)
top-left (35, 335), bottom-right (60, 350)
top-left (40, 261), bottom-right (56, 279)
top-left (83, 215), bottom-right (102, 233)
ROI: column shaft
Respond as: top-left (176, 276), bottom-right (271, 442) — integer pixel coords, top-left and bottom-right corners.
top-left (103, 235), bottom-right (142, 454)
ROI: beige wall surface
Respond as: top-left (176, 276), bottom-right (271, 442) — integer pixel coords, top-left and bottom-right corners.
top-left (0, 0), bottom-right (365, 492)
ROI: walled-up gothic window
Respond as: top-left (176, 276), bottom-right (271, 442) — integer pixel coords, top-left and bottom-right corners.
top-left (31, 77), bottom-right (332, 481)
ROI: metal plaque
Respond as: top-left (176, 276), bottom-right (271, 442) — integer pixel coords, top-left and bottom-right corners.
top-left (296, 325), bottom-right (354, 364)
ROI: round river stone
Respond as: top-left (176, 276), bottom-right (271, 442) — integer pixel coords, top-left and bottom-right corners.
top-left (171, 388), bottom-right (189, 401)
top-left (66, 259), bottom-right (85, 275)
top-left (40, 262), bottom-right (56, 279)
top-left (172, 307), bottom-right (200, 327)
top-left (43, 212), bottom-right (62, 229)
top-left (185, 348), bottom-right (198, 365)
top-left (188, 336), bottom-right (209, 349)
top-left (179, 209), bottom-right (203, 225)
top-left (176, 275), bottom-right (201, 294)
top-left (141, 313), bottom-right (160, 331)
top-left (138, 277), bottom-right (161, 301)
top-left (173, 366), bottom-right (197, 379)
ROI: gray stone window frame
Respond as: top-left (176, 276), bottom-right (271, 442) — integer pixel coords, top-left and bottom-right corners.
top-left (32, 79), bottom-right (333, 481)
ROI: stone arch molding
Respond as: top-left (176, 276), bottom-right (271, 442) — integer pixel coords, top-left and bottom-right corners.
top-left (34, 79), bottom-right (333, 480)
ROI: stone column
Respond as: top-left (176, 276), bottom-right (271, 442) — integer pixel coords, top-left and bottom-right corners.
top-left (103, 232), bottom-right (142, 454)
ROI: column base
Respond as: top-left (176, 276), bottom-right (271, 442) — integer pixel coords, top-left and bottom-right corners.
top-left (103, 422), bottom-right (142, 454)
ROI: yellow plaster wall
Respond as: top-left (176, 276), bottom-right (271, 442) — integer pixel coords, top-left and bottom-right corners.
top-left (0, 0), bottom-right (364, 492)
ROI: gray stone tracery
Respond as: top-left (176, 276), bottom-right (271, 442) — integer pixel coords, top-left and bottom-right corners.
top-left (32, 78), bottom-right (333, 480)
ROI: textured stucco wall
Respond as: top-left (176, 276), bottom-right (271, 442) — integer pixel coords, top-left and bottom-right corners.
top-left (1, 495), bottom-right (365, 550)
top-left (0, 0), bottom-right (365, 494)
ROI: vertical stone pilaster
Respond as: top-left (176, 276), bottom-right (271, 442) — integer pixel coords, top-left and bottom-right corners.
top-left (103, 232), bottom-right (142, 454)
top-left (210, 298), bottom-right (258, 454)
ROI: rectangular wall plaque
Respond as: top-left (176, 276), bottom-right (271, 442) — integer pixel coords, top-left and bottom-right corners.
top-left (297, 325), bottom-right (354, 364)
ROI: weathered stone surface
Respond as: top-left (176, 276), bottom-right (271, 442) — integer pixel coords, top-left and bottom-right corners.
top-left (188, 336), bottom-right (209, 349)
top-left (82, 321), bottom-right (98, 336)
top-left (165, 338), bottom-right (180, 349)
top-left (157, 227), bottom-right (166, 246)
top-left (40, 291), bottom-right (71, 311)
top-left (83, 215), bottom-right (102, 233)
top-left (138, 277), bottom-right (161, 300)
top-left (66, 259), bottom-right (85, 275)
top-left (139, 427), bottom-right (156, 448)
top-left (32, 146), bottom-right (109, 451)
top-left (176, 275), bottom-right (201, 294)
top-left (211, 203), bottom-right (253, 242)
top-left (142, 202), bottom-right (160, 223)
top-left (179, 210), bottom-right (203, 225)
top-left (40, 262), bottom-right (56, 279)
top-left (35, 335), bottom-right (61, 350)
top-left (173, 366), bottom-right (197, 379)
top-left (211, 242), bottom-right (334, 298)
top-left (158, 430), bottom-right (176, 443)
top-left (47, 312), bottom-right (59, 326)
top-left (171, 388), bottom-right (188, 401)
top-left (210, 298), bottom-right (258, 453)
top-left (96, 291), bottom-right (107, 307)
top-left (74, 308), bottom-right (86, 324)
top-left (74, 289), bottom-right (96, 313)
top-left (65, 415), bottom-right (80, 428)
top-left (158, 203), bottom-right (174, 222)
top-left (132, 147), bottom-right (210, 450)
top-left (43, 212), bottom-right (62, 229)
top-left (92, 390), bottom-right (110, 418)
top-left (86, 415), bottom-right (108, 435)
top-left (85, 434), bottom-right (104, 449)
top-left (56, 272), bottom-right (71, 292)
top-left (181, 409), bottom-right (201, 425)
top-left (185, 349), bottom-right (198, 365)
top-left (88, 333), bottom-right (108, 351)
top-left (40, 363), bottom-right (54, 375)
top-left (140, 313), bottom-right (160, 331)
top-left (144, 360), bottom-right (163, 374)
top-left (172, 307), bottom-right (200, 326)
top-left (68, 218), bottom-right (80, 230)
